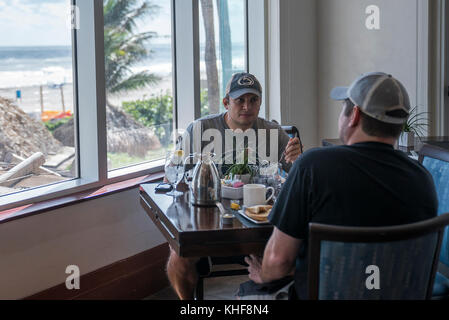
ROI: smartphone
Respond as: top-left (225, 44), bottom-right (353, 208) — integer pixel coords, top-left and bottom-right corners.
top-left (155, 183), bottom-right (173, 193)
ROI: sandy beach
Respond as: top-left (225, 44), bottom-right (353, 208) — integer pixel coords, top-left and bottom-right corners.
top-left (0, 84), bottom-right (74, 115)
top-left (0, 77), bottom-right (173, 116)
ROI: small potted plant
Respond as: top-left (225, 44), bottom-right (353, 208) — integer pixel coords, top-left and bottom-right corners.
top-left (224, 148), bottom-right (256, 184)
top-left (399, 107), bottom-right (429, 147)
top-left (226, 163), bottom-right (254, 184)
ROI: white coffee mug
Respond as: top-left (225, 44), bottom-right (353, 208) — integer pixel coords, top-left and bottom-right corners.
top-left (243, 184), bottom-right (275, 207)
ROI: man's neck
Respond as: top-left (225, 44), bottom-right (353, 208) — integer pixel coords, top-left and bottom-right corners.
top-left (345, 129), bottom-right (396, 146)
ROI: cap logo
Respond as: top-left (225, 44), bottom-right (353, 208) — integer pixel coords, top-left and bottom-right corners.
top-left (237, 76), bottom-right (255, 86)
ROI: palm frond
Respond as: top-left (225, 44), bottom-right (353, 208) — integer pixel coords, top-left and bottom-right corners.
top-left (109, 71), bottom-right (161, 94)
top-left (104, 0), bottom-right (161, 94)
top-left (104, 0), bottom-right (137, 28)
top-left (120, 2), bottom-right (161, 33)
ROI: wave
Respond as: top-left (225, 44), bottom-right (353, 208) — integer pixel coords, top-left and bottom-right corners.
top-left (0, 67), bottom-right (73, 89)
top-left (0, 43), bottom-right (246, 88)
top-left (0, 64), bottom-right (174, 89)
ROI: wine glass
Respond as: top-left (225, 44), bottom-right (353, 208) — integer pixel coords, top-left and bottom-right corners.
top-left (165, 150), bottom-right (185, 197)
top-left (258, 161), bottom-right (283, 202)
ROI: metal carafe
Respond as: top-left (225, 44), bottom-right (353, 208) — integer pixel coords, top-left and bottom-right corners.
top-left (185, 152), bottom-right (221, 206)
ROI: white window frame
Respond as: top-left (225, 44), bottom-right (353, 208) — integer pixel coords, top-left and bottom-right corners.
top-left (173, 0), bottom-right (201, 132)
top-left (0, 0), bottom-right (265, 212)
top-left (248, 0), bottom-right (267, 119)
top-left (0, 0), bottom-right (105, 210)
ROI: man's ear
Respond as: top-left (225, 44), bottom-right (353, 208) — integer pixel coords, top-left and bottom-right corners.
top-left (223, 97), bottom-right (229, 110)
top-left (349, 106), bottom-right (362, 127)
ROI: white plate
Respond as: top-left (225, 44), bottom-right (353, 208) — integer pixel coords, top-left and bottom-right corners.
top-left (238, 209), bottom-right (271, 225)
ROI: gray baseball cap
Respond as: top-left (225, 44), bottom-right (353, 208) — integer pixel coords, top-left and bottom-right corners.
top-left (225, 72), bottom-right (262, 99)
top-left (330, 72), bottom-right (411, 124)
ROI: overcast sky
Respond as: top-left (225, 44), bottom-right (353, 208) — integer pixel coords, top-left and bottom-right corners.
top-left (0, 0), bottom-right (172, 47)
top-left (0, 0), bottom-right (245, 47)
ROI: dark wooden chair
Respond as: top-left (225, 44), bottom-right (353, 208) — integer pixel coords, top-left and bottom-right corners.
top-left (419, 143), bottom-right (449, 299)
top-left (307, 213), bottom-right (449, 300)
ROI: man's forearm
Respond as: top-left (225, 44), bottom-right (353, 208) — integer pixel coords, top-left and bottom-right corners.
top-left (248, 228), bottom-right (301, 284)
top-left (260, 258), bottom-right (294, 283)
top-left (259, 239), bottom-right (295, 282)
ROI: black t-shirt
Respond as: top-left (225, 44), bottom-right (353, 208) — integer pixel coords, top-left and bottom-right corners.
top-left (268, 142), bottom-right (439, 299)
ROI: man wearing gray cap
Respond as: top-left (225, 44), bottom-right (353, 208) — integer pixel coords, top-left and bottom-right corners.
top-left (179, 72), bottom-right (302, 167)
top-left (167, 72), bottom-right (303, 300)
top-left (243, 72), bottom-right (438, 299)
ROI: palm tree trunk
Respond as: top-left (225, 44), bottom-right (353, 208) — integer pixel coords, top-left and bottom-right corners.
top-left (200, 0), bottom-right (220, 115)
top-left (217, 0), bottom-right (232, 98)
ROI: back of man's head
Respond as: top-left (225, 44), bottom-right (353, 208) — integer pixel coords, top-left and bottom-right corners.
top-left (331, 72), bottom-right (410, 139)
top-left (342, 99), bottom-right (405, 138)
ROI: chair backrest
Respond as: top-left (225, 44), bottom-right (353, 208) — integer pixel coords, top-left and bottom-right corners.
top-left (419, 144), bottom-right (449, 270)
top-left (307, 213), bottom-right (449, 300)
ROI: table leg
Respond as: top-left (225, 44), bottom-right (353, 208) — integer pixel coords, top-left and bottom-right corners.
top-left (194, 278), bottom-right (204, 300)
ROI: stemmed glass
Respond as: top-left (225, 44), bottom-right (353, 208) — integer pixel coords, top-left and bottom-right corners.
top-left (255, 160), bottom-right (284, 202)
top-left (164, 150), bottom-right (185, 197)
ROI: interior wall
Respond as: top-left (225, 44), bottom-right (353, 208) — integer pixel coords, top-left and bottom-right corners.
top-left (268, 0), bottom-right (318, 149)
top-left (271, 0), bottom-right (428, 145)
top-left (317, 0), bottom-right (422, 142)
top-left (0, 188), bottom-right (165, 299)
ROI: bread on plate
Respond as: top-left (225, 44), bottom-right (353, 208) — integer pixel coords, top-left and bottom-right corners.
top-left (244, 205), bottom-right (272, 222)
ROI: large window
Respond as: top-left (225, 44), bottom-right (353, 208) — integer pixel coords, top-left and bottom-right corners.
top-left (199, 0), bottom-right (247, 117)
top-left (0, 0), bottom-right (76, 198)
top-left (0, 0), bottom-right (257, 211)
top-left (104, 0), bottom-right (174, 171)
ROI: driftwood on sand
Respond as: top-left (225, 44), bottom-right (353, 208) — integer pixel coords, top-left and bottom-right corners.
top-left (0, 152), bottom-right (46, 187)
top-left (5, 153), bottom-right (61, 177)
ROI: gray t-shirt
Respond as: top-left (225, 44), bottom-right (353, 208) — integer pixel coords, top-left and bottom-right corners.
top-left (179, 112), bottom-right (292, 173)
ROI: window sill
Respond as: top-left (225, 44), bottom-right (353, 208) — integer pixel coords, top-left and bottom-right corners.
top-left (108, 159), bottom-right (165, 181)
top-left (0, 170), bottom-right (165, 225)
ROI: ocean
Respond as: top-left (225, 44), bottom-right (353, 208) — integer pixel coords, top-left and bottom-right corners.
top-left (0, 42), bottom-right (245, 90)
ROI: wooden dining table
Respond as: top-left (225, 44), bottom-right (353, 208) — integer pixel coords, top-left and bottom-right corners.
top-left (139, 182), bottom-right (274, 258)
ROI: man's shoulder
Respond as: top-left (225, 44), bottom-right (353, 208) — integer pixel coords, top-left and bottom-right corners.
top-left (299, 145), bottom-right (350, 164)
top-left (298, 144), bottom-right (428, 175)
top-left (198, 113), bottom-right (224, 122)
top-left (256, 117), bottom-right (283, 130)
top-left (186, 113), bottom-right (225, 132)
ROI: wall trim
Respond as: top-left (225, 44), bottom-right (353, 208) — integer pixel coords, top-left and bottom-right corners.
top-left (416, 0), bottom-right (429, 125)
top-left (428, 0), bottom-right (448, 136)
top-left (24, 243), bottom-right (170, 300)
